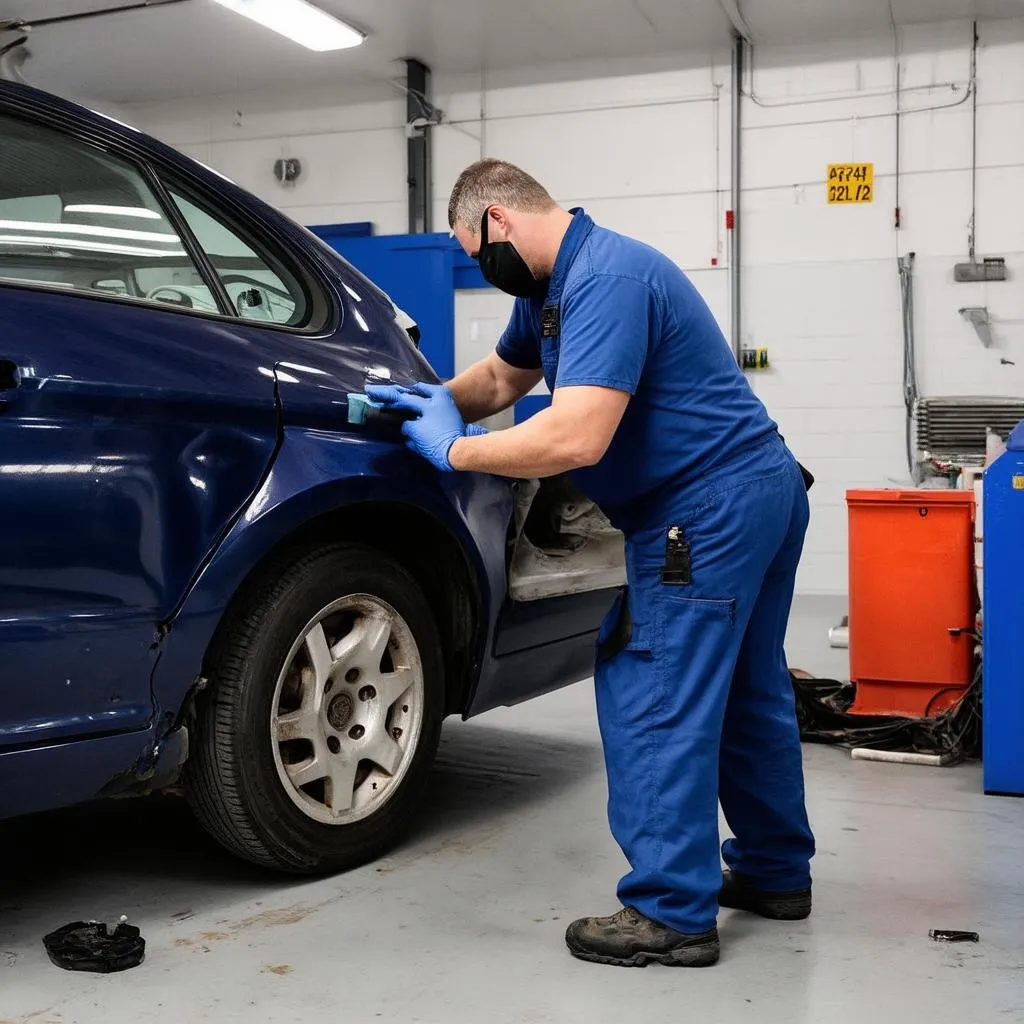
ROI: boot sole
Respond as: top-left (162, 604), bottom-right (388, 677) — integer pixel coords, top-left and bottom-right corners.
top-left (566, 941), bottom-right (720, 968)
top-left (718, 895), bottom-right (811, 921)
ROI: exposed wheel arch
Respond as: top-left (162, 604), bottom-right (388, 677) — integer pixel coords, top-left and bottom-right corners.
top-left (200, 501), bottom-right (484, 718)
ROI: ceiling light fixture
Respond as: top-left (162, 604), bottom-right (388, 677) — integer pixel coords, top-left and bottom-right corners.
top-left (64, 204), bottom-right (163, 220)
top-left (0, 235), bottom-right (186, 258)
top-left (0, 219), bottom-right (180, 243)
top-left (209, 0), bottom-right (365, 52)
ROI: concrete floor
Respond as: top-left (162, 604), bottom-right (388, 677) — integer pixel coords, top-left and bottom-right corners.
top-left (2, 596), bottom-right (1022, 1024)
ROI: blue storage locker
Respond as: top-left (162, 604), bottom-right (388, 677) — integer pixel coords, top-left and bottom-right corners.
top-left (982, 420), bottom-right (1024, 795)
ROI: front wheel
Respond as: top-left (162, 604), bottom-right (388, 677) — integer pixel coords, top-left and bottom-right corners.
top-left (185, 543), bottom-right (444, 874)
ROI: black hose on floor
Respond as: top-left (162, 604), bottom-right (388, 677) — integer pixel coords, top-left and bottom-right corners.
top-left (791, 662), bottom-right (982, 764)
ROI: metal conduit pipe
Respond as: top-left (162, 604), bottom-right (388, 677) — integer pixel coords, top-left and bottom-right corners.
top-left (2, 1), bottom-right (191, 84)
top-left (0, 45), bottom-right (29, 84)
top-left (730, 33), bottom-right (744, 363)
top-left (0, 23), bottom-right (30, 84)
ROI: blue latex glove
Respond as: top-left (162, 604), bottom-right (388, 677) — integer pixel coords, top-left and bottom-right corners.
top-left (361, 383), bottom-right (412, 405)
top-left (365, 382), bottom-right (487, 471)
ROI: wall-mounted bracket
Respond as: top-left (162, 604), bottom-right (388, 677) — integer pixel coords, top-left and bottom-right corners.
top-left (959, 305), bottom-right (993, 347)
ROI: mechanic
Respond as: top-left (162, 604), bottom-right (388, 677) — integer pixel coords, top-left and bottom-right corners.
top-left (367, 159), bottom-right (815, 969)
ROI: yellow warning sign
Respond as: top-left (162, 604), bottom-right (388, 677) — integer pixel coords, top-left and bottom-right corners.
top-left (827, 163), bottom-right (874, 204)
top-left (1012, 475), bottom-right (1024, 490)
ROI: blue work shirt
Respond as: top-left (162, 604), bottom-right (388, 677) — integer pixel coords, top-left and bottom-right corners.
top-left (496, 209), bottom-right (777, 532)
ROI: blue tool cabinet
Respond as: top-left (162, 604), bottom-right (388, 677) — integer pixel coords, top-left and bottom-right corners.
top-left (983, 420), bottom-right (1024, 796)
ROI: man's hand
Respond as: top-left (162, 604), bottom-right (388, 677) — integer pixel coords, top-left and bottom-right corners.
top-left (366, 382), bottom-right (487, 472)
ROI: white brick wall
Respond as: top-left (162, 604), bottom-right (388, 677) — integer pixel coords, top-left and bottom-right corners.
top-left (122, 18), bottom-right (1024, 595)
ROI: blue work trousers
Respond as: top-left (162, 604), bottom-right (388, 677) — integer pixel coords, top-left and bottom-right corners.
top-left (594, 434), bottom-right (815, 933)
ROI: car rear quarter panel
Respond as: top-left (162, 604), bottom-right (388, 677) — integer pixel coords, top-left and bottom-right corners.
top-left (151, 427), bottom-right (513, 721)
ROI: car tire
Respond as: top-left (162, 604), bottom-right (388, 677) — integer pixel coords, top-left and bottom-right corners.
top-left (185, 543), bottom-right (444, 874)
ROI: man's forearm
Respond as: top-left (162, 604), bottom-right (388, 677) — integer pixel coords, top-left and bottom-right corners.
top-left (446, 354), bottom-right (543, 424)
top-left (446, 362), bottom-right (506, 423)
top-left (448, 407), bottom-right (599, 478)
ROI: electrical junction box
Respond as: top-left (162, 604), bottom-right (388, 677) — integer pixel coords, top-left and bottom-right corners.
top-left (741, 347), bottom-right (769, 371)
top-left (954, 257), bottom-right (1007, 282)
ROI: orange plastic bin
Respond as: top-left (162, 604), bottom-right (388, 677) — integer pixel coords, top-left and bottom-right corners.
top-left (846, 489), bottom-right (976, 717)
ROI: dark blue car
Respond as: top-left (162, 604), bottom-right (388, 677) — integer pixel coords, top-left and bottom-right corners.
top-left (0, 81), bottom-right (624, 872)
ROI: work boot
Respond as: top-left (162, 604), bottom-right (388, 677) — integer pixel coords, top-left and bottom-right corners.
top-left (718, 869), bottom-right (812, 920)
top-left (564, 907), bottom-right (720, 968)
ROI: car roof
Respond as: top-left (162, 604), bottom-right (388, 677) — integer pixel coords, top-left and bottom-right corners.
top-left (1, 79), bottom-right (141, 134)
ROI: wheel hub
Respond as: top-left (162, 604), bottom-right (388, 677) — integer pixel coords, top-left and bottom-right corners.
top-left (270, 594), bottom-right (425, 826)
top-left (327, 692), bottom-right (354, 730)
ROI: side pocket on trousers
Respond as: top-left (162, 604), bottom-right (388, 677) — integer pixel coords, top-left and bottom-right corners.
top-left (660, 594), bottom-right (737, 629)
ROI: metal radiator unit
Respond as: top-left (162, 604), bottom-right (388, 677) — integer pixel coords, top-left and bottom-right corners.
top-left (915, 397), bottom-right (1024, 467)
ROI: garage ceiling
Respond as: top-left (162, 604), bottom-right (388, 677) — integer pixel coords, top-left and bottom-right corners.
top-left (743, 0), bottom-right (1024, 44)
top-left (3, 0), bottom-right (1023, 103)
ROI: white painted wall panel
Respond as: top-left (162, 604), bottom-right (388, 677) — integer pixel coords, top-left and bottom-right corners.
top-left (123, 19), bottom-right (1024, 594)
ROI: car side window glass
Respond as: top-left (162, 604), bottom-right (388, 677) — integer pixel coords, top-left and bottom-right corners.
top-left (0, 113), bottom-right (218, 312)
top-left (168, 191), bottom-right (307, 327)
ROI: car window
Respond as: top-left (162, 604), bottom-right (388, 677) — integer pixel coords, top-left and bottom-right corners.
top-left (169, 191), bottom-right (307, 327)
top-left (0, 113), bottom-right (218, 312)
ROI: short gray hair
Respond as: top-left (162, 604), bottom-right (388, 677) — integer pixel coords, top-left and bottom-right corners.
top-left (447, 159), bottom-right (556, 231)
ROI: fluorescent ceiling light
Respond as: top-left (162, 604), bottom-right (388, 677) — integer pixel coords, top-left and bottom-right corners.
top-left (64, 204), bottom-right (162, 220)
top-left (0, 235), bottom-right (186, 258)
top-left (210, 0), bottom-right (365, 52)
top-left (0, 219), bottom-right (180, 243)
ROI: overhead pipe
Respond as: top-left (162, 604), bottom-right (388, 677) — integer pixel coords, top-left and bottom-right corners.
top-left (404, 58), bottom-right (434, 234)
top-left (0, 44), bottom-right (29, 84)
top-left (729, 33), bottom-right (744, 363)
top-left (889, 0), bottom-right (902, 231)
top-left (0, 28), bottom-right (30, 84)
top-left (717, 0), bottom-right (753, 44)
top-left (2, 0), bottom-right (191, 83)
top-left (11, 0), bottom-right (191, 29)
top-left (967, 20), bottom-right (979, 261)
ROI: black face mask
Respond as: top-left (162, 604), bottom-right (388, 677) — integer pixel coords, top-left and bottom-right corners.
top-left (478, 210), bottom-right (548, 299)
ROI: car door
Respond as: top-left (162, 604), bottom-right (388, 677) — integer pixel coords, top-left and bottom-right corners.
top-left (0, 105), bottom-right (310, 755)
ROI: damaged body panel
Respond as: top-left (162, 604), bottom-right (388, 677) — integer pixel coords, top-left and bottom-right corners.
top-left (0, 285), bottom-right (279, 815)
top-left (149, 427), bottom-right (513, 724)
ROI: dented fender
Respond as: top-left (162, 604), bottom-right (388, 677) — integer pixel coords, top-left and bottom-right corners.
top-left (149, 425), bottom-right (514, 725)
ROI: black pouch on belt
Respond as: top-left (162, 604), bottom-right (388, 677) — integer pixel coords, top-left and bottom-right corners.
top-left (597, 591), bottom-right (633, 662)
top-left (660, 525), bottom-right (692, 585)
